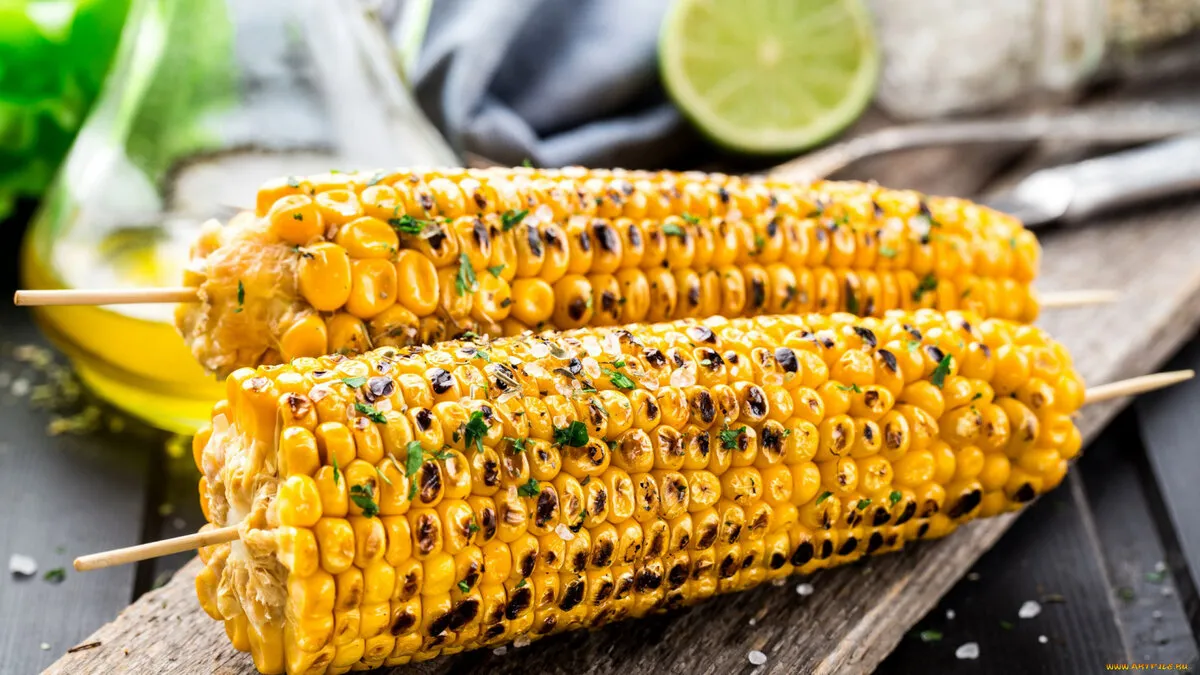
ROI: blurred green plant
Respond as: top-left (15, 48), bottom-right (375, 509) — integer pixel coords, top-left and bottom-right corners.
top-left (0, 0), bottom-right (131, 221)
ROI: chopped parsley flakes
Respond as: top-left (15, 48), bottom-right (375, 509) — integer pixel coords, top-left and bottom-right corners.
top-left (234, 280), bottom-right (245, 313)
top-left (553, 421), bottom-right (589, 447)
top-left (911, 274), bottom-right (938, 301)
top-left (354, 402), bottom-right (387, 424)
top-left (604, 368), bottom-right (635, 390)
top-left (930, 354), bottom-right (953, 388)
top-left (349, 484), bottom-right (380, 518)
top-left (341, 376), bottom-right (367, 388)
top-left (517, 478), bottom-right (541, 498)
top-left (816, 491), bottom-right (833, 505)
top-left (455, 253), bottom-right (478, 296)
top-left (501, 209), bottom-right (528, 231)
top-left (463, 410), bottom-right (488, 453)
top-left (719, 426), bottom-right (747, 450)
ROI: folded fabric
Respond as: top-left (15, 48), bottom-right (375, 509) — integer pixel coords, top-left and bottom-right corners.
top-left (413, 0), bottom-right (703, 168)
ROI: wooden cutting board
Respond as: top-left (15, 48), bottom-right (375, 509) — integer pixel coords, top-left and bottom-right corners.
top-left (45, 197), bottom-right (1200, 675)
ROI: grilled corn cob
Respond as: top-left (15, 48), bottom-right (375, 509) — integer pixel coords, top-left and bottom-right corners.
top-left (193, 309), bottom-right (1081, 674)
top-left (176, 167), bottom-right (1040, 376)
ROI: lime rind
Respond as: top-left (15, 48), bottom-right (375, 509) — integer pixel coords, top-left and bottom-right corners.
top-left (659, 0), bottom-right (879, 154)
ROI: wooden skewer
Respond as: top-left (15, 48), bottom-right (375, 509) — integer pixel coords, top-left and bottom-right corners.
top-left (1083, 369), bottom-right (1194, 405)
top-left (73, 525), bottom-right (240, 572)
top-left (14, 287), bottom-right (198, 306)
top-left (74, 369), bottom-right (1195, 572)
top-left (15, 287), bottom-right (1117, 309)
top-left (1038, 289), bottom-right (1122, 308)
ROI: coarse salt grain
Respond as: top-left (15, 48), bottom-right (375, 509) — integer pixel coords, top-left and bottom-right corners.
top-left (493, 646), bottom-right (507, 656)
top-left (796, 583), bottom-right (814, 596)
top-left (955, 642), bottom-right (980, 660)
top-left (555, 524), bottom-right (576, 541)
top-left (946, 609), bottom-right (956, 620)
top-left (1038, 635), bottom-right (1049, 644)
top-left (9, 554), bottom-right (37, 577)
top-left (1018, 600), bottom-right (1041, 619)
top-left (748, 650), bottom-right (767, 666)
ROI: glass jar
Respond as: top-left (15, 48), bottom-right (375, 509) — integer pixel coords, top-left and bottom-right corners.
top-left (21, 0), bottom-right (454, 434)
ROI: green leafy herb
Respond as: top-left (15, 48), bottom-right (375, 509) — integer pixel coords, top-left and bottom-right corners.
top-left (972, 392), bottom-right (982, 401)
top-left (604, 368), bottom-right (636, 390)
top-left (517, 478), bottom-right (541, 498)
top-left (1145, 569), bottom-right (1167, 583)
top-left (501, 209), bottom-right (529, 231)
top-left (753, 234), bottom-right (766, 253)
top-left (553, 421), bottom-right (589, 447)
top-left (918, 629), bottom-right (942, 643)
top-left (354, 402), bottom-right (387, 424)
top-left (522, 158), bottom-right (533, 168)
top-left (467, 520), bottom-right (480, 535)
top-left (458, 580), bottom-right (471, 593)
top-left (487, 264), bottom-right (506, 277)
top-left (1000, 620), bottom-right (1014, 630)
top-left (845, 288), bottom-right (859, 314)
top-left (235, 280), bottom-right (245, 313)
top-left (374, 464), bottom-right (393, 486)
top-left (836, 383), bottom-right (863, 393)
top-left (719, 426), bottom-right (747, 450)
top-left (911, 274), bottom-right (938, 301)
top-left (505, 436), bottom-right (528, 453)
top-left (662, 223), bottom-right (685, 238)
top-left (341, 376), bottom-right (367, 388)
top-left (1009, 236), bottom-right (1017, 250)
top-left (44, 568), bottom-right (66, 584)
top-left (816, 491), bottom-right (833, 505)
top-left (516, 578), bottom-right (528, 588)
top-left (580, 476), bottom-right (591, 487)
top-left (388, 215), bottom-right (431, 234)
top-left (292, 212), bottom-right (304, 221)
top-left (905, 340), bottom-right (920, 353)
top-left (612, 359), bottom-right (626, 368)
top-left (455, 253), bottom-right (478, 296)
top-left (930, 354), bottom-right (953, 389)
top-left (856, 498), bottom-right (872, 510)
top-left (879, 246), bottom-right (897, 258)
top-left (332, 455), bottom-right (341, 485)
top-left (349, 484), bottom-right (380, 518)
top-left (889, 490), bottom-right (902, 506)
top-left (405, 441), bottom-right (424, 500)
top-left (681, 213), bottom-right (700, 225)
top-left (463, 410), bottom-right (488, 453)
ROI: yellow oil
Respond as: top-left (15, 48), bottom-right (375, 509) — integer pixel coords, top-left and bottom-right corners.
top-left (21, 216), bottom-right (223, 435)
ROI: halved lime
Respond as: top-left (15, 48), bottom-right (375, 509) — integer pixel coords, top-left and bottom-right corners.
top-left (659, 0), bottom-right (879, 154)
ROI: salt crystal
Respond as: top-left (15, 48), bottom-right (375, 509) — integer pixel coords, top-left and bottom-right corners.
top-left (955, 642), bottom-right (980, 660)
top-left (946, 609), bottom-right (956, 620)
top-left (11, 378), bottom-right (29, 397)
top-left (531, 342), bottom-right (550, 358)
top-left (669, 364), bottom-right (696, 388)
top-left (1038, 635), bottom-right (1048, 644)
top-left (581, 357), bottom-right (601, 379)
top-left (581, 336), bottom-right (602, 357)
top-left (9, 554), bottom-right (37, 577)
top-left (796, 583), bottom-right (814, 596)
top-left (555, 523), bottom-right (576, 541)
top-left (1152, 610), bottom-right (1163, 620)
top-left (748, 618), bottom-right (757, 626)
top-left (493, 646), bottom-right (508, 656)
top-left (747, 650), bottom-right (767, 666)
top-left (40, 643), bottom-right (50, 651)
top-left (771, 579), bottom-right (787, 587)
top-left (1155, 560), bottom-right (1166, 573)
top-left (512, 637), bottom-right (531, 649)
top-left (1018, 600), bottom-right (1042, 619)
top-left (1161, 587), bottom-right (1173, 597)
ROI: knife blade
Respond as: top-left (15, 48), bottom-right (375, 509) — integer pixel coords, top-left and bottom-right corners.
top-left (980, 134), bottom-right (1200, 228)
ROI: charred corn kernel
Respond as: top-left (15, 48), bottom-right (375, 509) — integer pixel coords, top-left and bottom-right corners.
top-left (195, 309), bottom-right (1083, 667)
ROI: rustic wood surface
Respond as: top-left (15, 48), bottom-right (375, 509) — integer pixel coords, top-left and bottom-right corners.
top-left (44, 193), bottom-right (1200, 674)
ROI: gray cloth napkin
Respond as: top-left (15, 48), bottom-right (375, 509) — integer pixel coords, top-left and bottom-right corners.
top-left (413, 0), bottom-right (702, 168)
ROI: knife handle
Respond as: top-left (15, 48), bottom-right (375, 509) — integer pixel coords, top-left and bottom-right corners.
top-left (1044, 134), bottom-right (1200, 223)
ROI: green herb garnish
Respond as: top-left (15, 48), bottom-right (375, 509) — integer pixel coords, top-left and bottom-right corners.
top-left (455, 253), bottom-right (478, 296)
top-left (681, 213), bottom-right (700, 225)
top-left (1000, 620), bottom-right (1014, 630)
top-left (719, 426), bottom-right (747, 450)
top-left (836, 383), bottom-right (862, 393)
top-left (44, 568), bottom-right (65, 584)
top-left (374, 464), bottom-right (393, 486)
top-left (845, 288), bottom-right (859, 314)
top-left (458, 580), bottom-right (471, 593)
top-left (930, 354), bottom-right (952, 388)
top-left (332, 455), bottom-right (341, 485)
top-left (553, 421), bottom-right (589, 447)
top-left (341, 376), bottom-right (367, 388)
top-left (349, 484), bottom-right (380, 518)
top-left (856, 498), bottom-right (871, 510)
top-left (235, 280), bottom-right (245, 313)
top-left (906, 340), bottom-right (920, 353)
top-left (517, 478), bottom-right (541, 498)
top-left (515, 578), bottom-right (527, 588)
top-left (501, 209), bottom-right (529, 231)
top-left (487, 264), bottom-right (506, 277)
top-left (889, 490), bottom-right (902, 506)
top-left (292, 212), bottom-right (304, 221)
top-left (918, 629), bottom-right (942, 643)
top-left (816, 491), bottom-right (833, 505)
top-left (505, 436), bottom-right (528, 453)
top-left (388, 215), bottom-right (430, 234)
top-left (604, 368), bottom-right (636, 390)
top-left (662, 223), bottom-right (685, 238)
top-left (911, 274), bottom-right (938, 301)
top-left (463, 410), bottom-right (488, 453)
top-left (354, 402), bottom-right (387, 424)
top-left (879, 246), bottom-right (897, 258)
top-left (405, 441), bottom-right (424, 500)
top-left (467, 520), bottom-right (480, 535)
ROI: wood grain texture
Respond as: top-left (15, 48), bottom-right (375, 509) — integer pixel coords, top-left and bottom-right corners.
top-left (44, 195), bottom-right (1200, 674)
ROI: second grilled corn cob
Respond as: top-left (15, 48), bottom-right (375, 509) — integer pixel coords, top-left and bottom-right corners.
top-left (176, 167), bottom-right (1040, 376)
top-left (193, 309), bottom-right (1081, 673)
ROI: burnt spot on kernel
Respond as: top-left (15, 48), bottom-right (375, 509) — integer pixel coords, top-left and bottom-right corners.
top-left (447, 599), bottom-right (480, 630)
top-left (919, 500), bottom-right (940, 518)
top-left (635, 567), bottom-right (663, 592)
top-left (614, 574), bottom-right (635, 600)
top-left (1013, 483), bottom-right (1037, 503)
top-left (429, 368), bottom-right (454, 394)
top-left (768, 552), bottom-right (787, 570)
top-left (644, 348), bottom-right (667, 368)
top-left (535, 489), bottom-right (559, 528)
top-left (838, 537), bottom-right (859, 556)
top-left (480, 507), bottom-right (497, 540)
top-left (525, 226), bottom-right (544, 258)
top-left (472, 219), bottom-right (490, 249)
top-left (686, 283), bottom-right (701, 307)
top-left (568, 297), bottom-right (589, 321)
top-left (626, 223), bottom-right (642, 248)
top-left (791, 541), bottom-right (814, 566)
top-left (872, 507), bottom-right (891, 526)
top-left (862, 422), bottom-right (876, 443)
top-left (903, 324), bottom-right (922, 341)
top-left (895, 500), bottom-right (917, 525)
top-left (917, 522), bottom-right (931, 538)
top-left (571, 549), bottom-right (588, 572)
top-left (667, 563), bottom-right (689, 588)
top-left (428, 612), bottom-right (454, 636)
top-left (594, 579), bottom-right (615, 604)
top-left (576, 229), bottom-right (592, 253)
top-left (601, 290), bottom-right (619, 314)
top-left (648, 530), bottom-right (667, 558)
top-left (696, 522), bottom-right (719, 549)
top-left (866, 532), bottom-right (884, 554)
top-left (365, 376), bottom-right (396, 401)
top-left (853, 326), bottom-right (878, 349)
top-left (948, 489), bottom-right (983, 518)
top-left (518, 550), bottom-right (536, 578)
top-left (591, 539), bottom-right (615, 568)
top-left (284, 393), bottom-right (312, 418)
top-left (559, 579), bottom-right (585, 611)
top-left (819, 539), bottom-right (834, 559)
top-left (420, 463), bottom-right (443, 503)
top-left (687, 325), bottom-right (717, 344)
top-left (390, 610), bottom-right (417, 635)
top-left (750, 277), bottom-right (766, 308)
top-left (761, 425), bottom-right (784, 457)
top-left (415, 516), bottom-right (438, 554)
top-left (693, 390), bottom-right (716, 423)
top-left (483, 624), bottom-right (506, 640)
top-left (774, 347), bottom-right (798, 373)
top-left (482, 458), bottom-right (500, 488)
top-left (924, 345), bottom-right (945, 364)
top-left (593, 221), bottom-right (619, 252)
top-left (744, 386), bottom-right (768, 418)
top-left (718, 553), bottom-right (739, 579)
top-left (504, 586), bottom-right (532, 620)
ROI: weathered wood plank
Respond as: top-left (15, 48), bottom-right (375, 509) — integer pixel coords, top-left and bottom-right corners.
top-left (45, 196), bottom-right (1200, 674)
top-left (878, 472), bottom-right (1127, 674)
top-left (1137, 336), bottom-right (1200, 635)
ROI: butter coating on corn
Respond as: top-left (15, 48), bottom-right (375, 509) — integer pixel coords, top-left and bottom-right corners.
top-left (177, 168), bottom-right (1040, 375)
top-left (193, 309), bottom-right (1081, 673)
